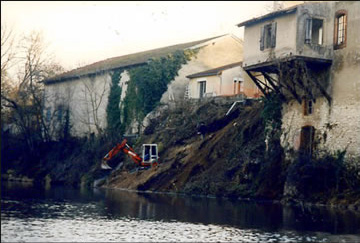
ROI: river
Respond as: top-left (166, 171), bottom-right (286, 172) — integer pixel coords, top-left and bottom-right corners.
top-left (1, 181), bottom-right (360, 242)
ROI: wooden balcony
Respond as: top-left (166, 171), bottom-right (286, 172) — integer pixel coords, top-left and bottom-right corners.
top-left (244, 55), bottom-right (332, 105)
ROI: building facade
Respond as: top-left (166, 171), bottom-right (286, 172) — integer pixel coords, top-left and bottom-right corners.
top-left (186, 62), bottom-right (261, 99)
top-left (44, 35), bottom-right (244, 137)
top-left (237, 1), bottom-right (360, 162)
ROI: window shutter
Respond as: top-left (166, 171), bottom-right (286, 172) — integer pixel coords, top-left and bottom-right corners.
top-left (271, 22), bottom-right (277, 48)
top-left (260, 26), bottom-right (265, 51)
top-left (305, 18), bottom-right (312, 44)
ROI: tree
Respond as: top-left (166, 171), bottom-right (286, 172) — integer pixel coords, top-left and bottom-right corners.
top-left (1, 23), bottom-right (17, 126)
top-left (1, 30), bottom-right (65, 152)
top-left (78, 75), bottom-right (109, 136)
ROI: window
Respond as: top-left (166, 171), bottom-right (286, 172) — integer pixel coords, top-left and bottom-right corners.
top-left (234, 78), bottom-right (244, 94)
top-left (198, 81), bottom-right (206, 98)
top-left (57, 105), bottom-right (63, 122)
top-left (334, 10), bottom-right (347, 49)
top-left (305, 18), bottom-right (323, 45)
top-left (143, 144), bottom-right (158, 162)
top-left (144, 146), bottom-right (150, 161)
top-left (239, 80), bottom-right (244, 93)
top-left (46, 108), bottom-right (51, 123)
top-left (303, 99), bottom-right (313, 116)
top-left (260, 22), bottom-right (277, 50)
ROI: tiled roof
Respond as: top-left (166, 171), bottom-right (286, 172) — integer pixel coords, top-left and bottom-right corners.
top-left (236, 5), bottom-right (298, 27)
top-left (44, 35), bottom-right (225, 84)
top-left (186, 61), bottom-right (243, 79)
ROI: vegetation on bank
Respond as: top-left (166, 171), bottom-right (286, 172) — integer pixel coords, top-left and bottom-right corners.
top-left (1, 26), bottom-right (358, 207)
top-left (105, 97), bottom-right (359, 208)
top-left (2, 97), bottom-right (359, 208)
top-left (122, 50), bottom-right (194, 130)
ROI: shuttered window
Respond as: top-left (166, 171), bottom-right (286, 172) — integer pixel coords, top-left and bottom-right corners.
top-left (260, 26), bottom-right (265, 50)
top-left (260, 22), bottom-right (277, 50)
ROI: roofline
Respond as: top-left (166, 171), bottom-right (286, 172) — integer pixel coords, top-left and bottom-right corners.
top-left (44, 35), bottom-right (226, 84)
top-left (186, 71), bottom-right (219, 79)
top-left (185, 34), bottom-right (228, 50)
top-left (42, 62), bottom-right (145, 85)
top-left (186, 61), bottom-right (243, 79)
top-left (236, 6), bottom-right (297, 27)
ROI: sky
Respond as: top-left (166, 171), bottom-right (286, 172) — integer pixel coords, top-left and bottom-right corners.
top-left (1, 1), bottom-right (271, 72)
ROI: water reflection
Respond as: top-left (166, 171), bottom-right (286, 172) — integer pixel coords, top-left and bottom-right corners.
top-left (2, 181), bottom-right (360, 239)
top-left (100, 189), bottom-right (360, 234)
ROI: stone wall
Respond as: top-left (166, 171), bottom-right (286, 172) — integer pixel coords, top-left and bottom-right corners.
top-left (281, 97), bottom-right (360, 162)
top-left (279, 1), bottom-right (360, 166)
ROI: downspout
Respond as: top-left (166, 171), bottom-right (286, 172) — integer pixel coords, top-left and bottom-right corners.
top-left (217, 71), bottom-right (222, 96)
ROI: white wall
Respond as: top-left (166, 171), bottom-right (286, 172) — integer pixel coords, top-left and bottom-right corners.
top-left (160, 35), bottom-right (243, 103)
top-left (188, 76), bottom-right (219, 99)
top-left (221, 66), bottom-right (243, 96)
top-left (44, 73), bottom-right (112, 137)
top-left (44, 35), bottom-right (244, 137)
top-left (243, 13), bottom-right (297, 68)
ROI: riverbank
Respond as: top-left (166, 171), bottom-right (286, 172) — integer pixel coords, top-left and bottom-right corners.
top-left (2, 98), bottom-right (359, 209)
top-left (99, 185), bottom-right (360, 213)
top-left (99, 98), bottom-right (360, 210)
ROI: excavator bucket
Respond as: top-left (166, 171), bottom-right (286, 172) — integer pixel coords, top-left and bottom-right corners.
top-left (101, 160), bottom-right (112, 170)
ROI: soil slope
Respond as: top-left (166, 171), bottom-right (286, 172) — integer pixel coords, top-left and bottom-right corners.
top-left (104, 99), bottom-right (281, 199)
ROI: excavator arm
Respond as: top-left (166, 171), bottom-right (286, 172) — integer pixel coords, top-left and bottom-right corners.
top-left (101, 139), bottom-right (143, 169)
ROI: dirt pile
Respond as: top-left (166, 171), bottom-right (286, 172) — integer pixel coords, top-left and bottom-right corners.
top-left (104, 98), bottom-right (284, 199)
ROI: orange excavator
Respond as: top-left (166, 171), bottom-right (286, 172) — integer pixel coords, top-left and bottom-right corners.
top-left (101, 139), bottom-right (159, 170)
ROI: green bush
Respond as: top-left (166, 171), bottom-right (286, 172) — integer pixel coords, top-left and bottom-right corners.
top-left (123, 50), bottom-right (194, 130)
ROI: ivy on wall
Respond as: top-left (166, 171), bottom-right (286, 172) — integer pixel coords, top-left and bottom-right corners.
top-left (261, 92), bottom-right (283, 132)
top-left (106, 69), bottom-right (124, 135)
top-left (122, 49), bottom-right (195, 129)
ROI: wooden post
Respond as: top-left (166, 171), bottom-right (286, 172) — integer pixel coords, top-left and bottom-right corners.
top-left (245, 70), bottom-right (268, 96)
top-left (261, 72), bottom-right (287, 101)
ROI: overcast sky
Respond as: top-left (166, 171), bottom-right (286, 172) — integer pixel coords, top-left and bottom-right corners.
top-left (1, 1), bottom-right (270, 71)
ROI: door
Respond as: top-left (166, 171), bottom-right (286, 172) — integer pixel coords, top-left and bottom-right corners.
top-left (299, 126), bottom-right (315, 156)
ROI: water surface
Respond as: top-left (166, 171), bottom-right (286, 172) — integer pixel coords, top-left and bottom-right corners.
top-left (1, 182), bottom-right (360, 242)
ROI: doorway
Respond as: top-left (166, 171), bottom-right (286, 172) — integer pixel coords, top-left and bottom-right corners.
top-left (299, 126), bottom-right (315, 156)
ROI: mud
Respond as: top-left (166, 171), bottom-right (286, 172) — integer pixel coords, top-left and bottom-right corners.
top-left (104, 99), bottom-right (272, 199)
top-left (101, 97), bottom-right (360, 209)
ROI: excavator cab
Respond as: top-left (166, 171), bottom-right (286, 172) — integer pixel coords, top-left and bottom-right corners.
top-left (142, 144), bottom-right (158, 166)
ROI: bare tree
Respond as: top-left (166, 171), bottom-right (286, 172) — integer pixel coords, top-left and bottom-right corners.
top-left (1, 30), bottom-right (65, 151)
top-left (43, 84), bottom-right (74, 140)
top-left (1, 23), bottom-right (17, 126)
top-left (78, 75), bottom-right (109, 136)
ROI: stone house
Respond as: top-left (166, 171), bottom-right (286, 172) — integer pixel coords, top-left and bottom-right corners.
top-left (185, 61), bottom-right (261, 99)
top-left (237, 1), bottom-right (360, 162)
top-left (43, 34), bottom-right (244, 137)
